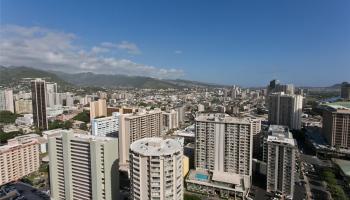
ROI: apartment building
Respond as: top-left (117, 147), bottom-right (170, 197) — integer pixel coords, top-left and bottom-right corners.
top-left (162, 109), bottom-right (179, 131)
top-left (48, 130), bottom-right (119, 200)
top-left (322, 105), bottom-right (350, 148)
top-left (15, 99), bottom-right (32, 114)
top-left (90, 99), bottom-right (107, 120)
top-left (186, 113), bottom-right (253, 199)
top-left (0, 89), bottom-right (14, 113)
top-left (119, 109), bottom-right (163, 167)
top-left (268, 92), bottom-right (303, 130)
top-left (266, 125), bottom-right (296, 199)
top-left (129, 137), bottom-right (183, 200)
top-left (91, 112), bottom-right (120, 137)
top-left (0, 134), bottom-right (40, 186)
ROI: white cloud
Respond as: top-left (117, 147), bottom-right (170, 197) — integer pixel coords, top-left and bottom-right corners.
top-left (0, 25), bottom-right (184, 78)
top-left (174, 50), bottom-right (182, 54)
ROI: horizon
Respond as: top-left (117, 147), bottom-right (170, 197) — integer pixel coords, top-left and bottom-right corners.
top-left (1, 0), bottom-right (349, 87)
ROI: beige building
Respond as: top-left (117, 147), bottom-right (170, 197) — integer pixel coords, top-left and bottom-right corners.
top-left (129, 137), bottom-right (183, 200)
top-left (119, 109), bottom-right (163, 167)
top-left (90, 99), bottom-right (107, 120)
top-left (15, 99), bottom-right (32, 114)
top-left (322, 105), bottom-right (350, 148)
top-left (0, 134), bottom-right (40, 186)
top-left (48, 130), bottom-right (119, 200)
top-left (266, 125), bottom-right (296, 199)
top-left (0, 89), bottom-right (14, 113)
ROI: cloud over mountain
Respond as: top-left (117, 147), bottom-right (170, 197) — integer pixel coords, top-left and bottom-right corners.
top-left (0, 25), bottom-right (184, 79)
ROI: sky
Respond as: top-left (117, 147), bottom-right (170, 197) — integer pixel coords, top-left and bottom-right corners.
top-left (0, 0), bottom-right (349, 87)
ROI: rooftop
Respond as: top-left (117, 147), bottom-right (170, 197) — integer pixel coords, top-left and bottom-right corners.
top-left (333, 159), bottom-right (350, 178)
top-left (267, 125), bottom-right (296, 146)
top-left (130, 137), bottom-right (182, 156)
top-left (196, 113), bottom-right (251, 124)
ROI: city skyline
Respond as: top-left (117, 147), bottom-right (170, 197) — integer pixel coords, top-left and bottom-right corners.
top-left (1, 0), bottom-right (350, 87)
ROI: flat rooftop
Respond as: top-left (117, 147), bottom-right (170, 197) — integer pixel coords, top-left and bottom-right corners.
top-left (130, 137), bottom-right (182, 156)
top-left (267, 125), bottom-right (296, 146)
top-left (196, 113), bottom-right (251, 124)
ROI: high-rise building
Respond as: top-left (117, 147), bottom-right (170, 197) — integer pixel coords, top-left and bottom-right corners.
top-left (129, 137), bottom-right (183, 200)
top-left (266, 125), bottom-right (296, 199)
top-left (31, 79), bottom-right (48, 130)
top-left (0, 134), bottom-right (40, 185)
top-left (15, 99), bottom-right (32, 114)
top-left (195, 113), bottom-right (252, 176)
top-left (119, 109), bottom-right (163, 167)
top-left (48, 130), bottom-right (119, 200)
top-left (90, 99), bottom-right (107, 119)
top-left (46, 82), bottom-right (57, 108)
top-left (251, 118), bottom-right (262, 159)
top-left (162, 109), bottom-right (179, 131)
top-left (322, 105), bottom-right (350, 148)
top-left (176, 105), bottom-right (185, 125)
top-left (185, 113), bottom-right (253, 199)
top-left (341, 82), bottom-right (350, 100)
top-left (91, 112), bottom-right (120, 137)
top-left (268, 92), bottom-right (303, 130)
top-left (0, 89), bottom-right (14, 113)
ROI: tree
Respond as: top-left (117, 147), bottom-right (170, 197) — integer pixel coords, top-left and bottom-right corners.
top-left (73, 110), bottom-right (90, 123)
top-left (0, 111), bottom-right (20, 124)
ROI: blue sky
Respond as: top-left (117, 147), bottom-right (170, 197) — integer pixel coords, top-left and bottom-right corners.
top-left (1, 0), bottom-right (349, 86)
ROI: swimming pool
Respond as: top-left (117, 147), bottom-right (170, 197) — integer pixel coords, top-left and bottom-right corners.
top-left (195, 173), bottom-right (209, 181)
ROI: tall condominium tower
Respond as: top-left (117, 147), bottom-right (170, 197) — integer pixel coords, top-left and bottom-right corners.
top-left (48, 130), bottom-right (119, 200)
top-left (90, 99), bottom-right (107, 119)
top-left (266, 125), bottom-right (296, 199)
top-left (322, 105), bottom-right (350, 148)
top-left (0, 134), bottom-right (40, 186)
top-left (162, 109), bottom-right (179, 131)
top-left (31, 78), bottom-right (48, 130)
top-left (195, 113), bottom-right (253, 176)
top-left (341, 82), bottom-right (350, 100)
top-left (46, 82), bottom-right (57, 108)
top-left (91, 112), bottom-right (120, 137)
top-left (129, 137), bottom-right (183, 200)
top-left (268, 92), bottom-right (303, 130)
top-left (119, 109), bottom-right (163, 167)
top-left (0, 89), bottom-right (14, 113)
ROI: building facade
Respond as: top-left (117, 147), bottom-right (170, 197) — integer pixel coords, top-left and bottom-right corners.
top-left (195, 114), bottom-right (253, 175)
top-left (0, 89), bottom-right (14, 113)
top-left (322, 105), bottom-right (350, 148)
top-left (129, 137), bottom-right (183, 200)
top-left (48, 130), bottom-right (119, 200)
top-left (90, 99), bottom-right (107, 120)
top-left (266, 125), bottom-right (296, 199)
top-left (0, 134), bottom-right (40, 185)
top-left (268, 92), bottom-right (303, 130)
top-left (15, 99), bottom-right (32, 114)
top-left (162, 110), bottom-right (179, 131)
top-left (119, 109), bottom-right (163, 167)
top-left (46, 82), bottom-right (57, 108)
top-left (91, 112), bottom-right (120, 137)
top-left (31, 78), bottom-right (48, 130)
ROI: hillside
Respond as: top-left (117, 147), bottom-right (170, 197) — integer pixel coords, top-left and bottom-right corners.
top-left (0, 66), bottom-right (72, 88)
top-left (51, 71), bottom-right (181, 89)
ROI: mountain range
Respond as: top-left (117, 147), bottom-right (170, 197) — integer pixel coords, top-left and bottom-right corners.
top-left (0, 66), bottom-right (226, 89)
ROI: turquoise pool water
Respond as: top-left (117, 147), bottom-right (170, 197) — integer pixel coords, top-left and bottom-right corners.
top-left (195, 173), bottom-right (209, 181)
